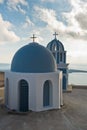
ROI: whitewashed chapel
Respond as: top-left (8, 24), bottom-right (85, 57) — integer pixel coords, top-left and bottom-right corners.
top-left (5, 34), bottom-right (66, 112)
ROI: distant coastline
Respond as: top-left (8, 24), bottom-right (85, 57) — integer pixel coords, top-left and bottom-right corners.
top-left (69, 69), bottom-right (87, 73)
top-left (0, 63), bottom-right (87, 86)
top-left (0, 63), bottom-right (87, 73)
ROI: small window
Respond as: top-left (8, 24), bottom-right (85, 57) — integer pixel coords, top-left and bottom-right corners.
top-left (52, 44), bottom-right (57, 51)
top-left (60, 53), bottom-right (62, 62)
top-left (54, 45), bottom-right (57, 51)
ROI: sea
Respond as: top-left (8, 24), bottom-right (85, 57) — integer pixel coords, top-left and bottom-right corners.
top-left (69, 64), bottom-right (87, 85)
top-left (0, 63), bottom-right (87, 85)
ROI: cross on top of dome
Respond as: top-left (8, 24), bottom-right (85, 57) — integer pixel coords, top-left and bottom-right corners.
top-left (53, 32), bottom-right (58, 39)
top-left (30, 34), bottom-right (37, 42)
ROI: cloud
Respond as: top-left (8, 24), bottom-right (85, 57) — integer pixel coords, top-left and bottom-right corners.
top-left (34, 0), bottom-right (87, 40)
top-left (34, 6), bottom-right (66, 32)
top-left (75, 13), bottom-right (87, 30)
top-left (0, 14), bottom-right (20, 44)
top-left (0, 0), bottom-right (4, 3)
top-left (23, 16), bottom-right (34, 28)
top-left (63, 0), bottom-right (87, 39)
top-left (17, 5), bottom-right (26, 14)
top-left (41, 0), bottom-right (57, 2)
top-left (7, 0), bottom-right (28, 14)
top-left (7, 0), bottom-right (28, 6)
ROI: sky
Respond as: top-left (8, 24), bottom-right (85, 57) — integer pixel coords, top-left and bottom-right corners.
top-left (0, 0), bottom-right (87, 66)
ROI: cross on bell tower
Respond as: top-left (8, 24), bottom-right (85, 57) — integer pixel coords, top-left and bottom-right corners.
top-left (53, 32), bottom-right (58, 39)
top-left (30, 34), bottom-right (37, 42)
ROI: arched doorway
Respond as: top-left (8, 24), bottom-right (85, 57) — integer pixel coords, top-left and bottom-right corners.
top-left (43, 80), bottom-right (52, 107)
top-left (19, 79), bottom-right (29, 112)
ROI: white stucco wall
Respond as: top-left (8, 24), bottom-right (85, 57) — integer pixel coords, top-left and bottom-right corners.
top-left (5, 71), bottom-right (63, 112)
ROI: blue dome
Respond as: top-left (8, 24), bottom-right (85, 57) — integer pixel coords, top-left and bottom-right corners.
top-left (47, 38), bottom-right (64, 51)
top-left (11, 42), bottom-right (57, 73)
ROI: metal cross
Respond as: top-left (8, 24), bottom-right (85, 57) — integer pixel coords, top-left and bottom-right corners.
top-left (30, 34), bottom-right (37, 42)
top-left (53, 32), bottom-right (58, 39)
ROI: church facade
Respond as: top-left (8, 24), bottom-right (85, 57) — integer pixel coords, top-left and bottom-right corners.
top-left (5, 40), bottom-right (63, 112)
top-left (47, 33), bottom-right (69, 90)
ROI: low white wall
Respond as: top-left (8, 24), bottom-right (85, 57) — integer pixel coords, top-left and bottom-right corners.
top-left (5, 71), bottom-right (63, 112)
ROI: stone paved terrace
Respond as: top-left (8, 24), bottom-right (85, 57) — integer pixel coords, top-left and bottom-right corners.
top-left (0, 88), bottom-right (87, 130)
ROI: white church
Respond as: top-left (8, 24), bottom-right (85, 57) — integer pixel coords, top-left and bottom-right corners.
top-left (4, 33), bottom-right (67, 112)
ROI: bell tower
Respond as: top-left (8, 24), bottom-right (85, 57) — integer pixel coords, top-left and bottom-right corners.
top-left (47, 33), bottom-right (69, 90)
